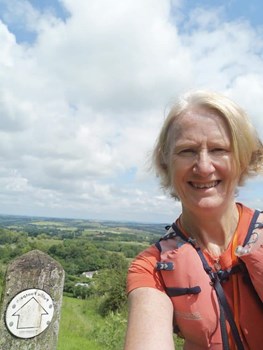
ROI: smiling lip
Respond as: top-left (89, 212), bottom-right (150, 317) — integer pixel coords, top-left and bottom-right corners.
top-left (189, 180), bottom-right (220, 189)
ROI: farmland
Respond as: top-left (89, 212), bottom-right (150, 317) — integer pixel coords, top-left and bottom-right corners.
top-left (0, 214), bottom-right (183, 349)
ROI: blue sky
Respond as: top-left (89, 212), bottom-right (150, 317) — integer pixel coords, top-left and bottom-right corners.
top-left (0, 0), bottom-right (262, 222)
top-left (2, 1), bottom-right (263, 42)
top-left (0, 0), bottom-right (69, 43)
top-left (180, 0), bottom-right (263, 25)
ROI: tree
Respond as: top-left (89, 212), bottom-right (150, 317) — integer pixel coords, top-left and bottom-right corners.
top-left (94, 253), bottom-right (129, 316)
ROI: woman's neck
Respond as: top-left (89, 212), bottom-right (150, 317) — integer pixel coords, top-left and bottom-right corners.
top-left (179, 203), bottom-right (240, 257)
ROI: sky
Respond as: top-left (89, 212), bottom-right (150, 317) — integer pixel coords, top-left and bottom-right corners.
top-left (0, 0), bottom-right (262, 223)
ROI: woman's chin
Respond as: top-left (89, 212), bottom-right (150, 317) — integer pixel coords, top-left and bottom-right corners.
top-left (186, 197), bottom-right (227, 212)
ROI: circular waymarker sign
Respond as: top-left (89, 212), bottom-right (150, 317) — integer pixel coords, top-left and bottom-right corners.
top-left (5, 288), bottom-right (54, 339)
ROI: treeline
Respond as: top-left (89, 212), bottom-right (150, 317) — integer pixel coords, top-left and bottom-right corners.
top-left (0, 225), bottom-right (149, 316)
top-left (0, 215), bottom-right (167, 314)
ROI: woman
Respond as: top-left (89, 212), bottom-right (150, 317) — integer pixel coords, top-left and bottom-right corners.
top-left (124, 90), bottom-right (263, 350)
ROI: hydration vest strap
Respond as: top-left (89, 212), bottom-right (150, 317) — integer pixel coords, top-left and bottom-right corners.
top-left (243, 209), bottom-right (261, 245)
top-left (155, 241), bottom-right (162, 251)
top-left (213, 274), bottom-right (244, 350)
top-left (216, 265), bottom-right (241, 282)
top-left (218, 301), bottom-right (230, 350)
top-left (196, 247), bottom-right (245, 350)
top-left (171, 222), bottom-right (189, 240)
top-left (159, 223), bottom-right (188, 242)
top-left (165, 286), bottom-right (201, 297)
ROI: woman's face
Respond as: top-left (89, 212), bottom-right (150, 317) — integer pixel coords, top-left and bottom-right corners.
top-left (168, 107), bottom-right (239, 213)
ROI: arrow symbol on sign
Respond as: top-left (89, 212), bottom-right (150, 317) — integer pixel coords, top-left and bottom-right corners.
top-left (12, 297), bottom-right (49, 329)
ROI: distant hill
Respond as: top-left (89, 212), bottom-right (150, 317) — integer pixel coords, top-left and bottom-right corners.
top-left (0, 213), bottom-right (168, 236)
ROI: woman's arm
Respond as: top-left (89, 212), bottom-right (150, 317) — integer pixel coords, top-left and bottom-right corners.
top-left (124, 287), bottom-right (175, 350)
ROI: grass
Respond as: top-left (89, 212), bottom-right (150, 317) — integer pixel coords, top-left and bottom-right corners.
top-left (57, 297), bottom-right (102, 350)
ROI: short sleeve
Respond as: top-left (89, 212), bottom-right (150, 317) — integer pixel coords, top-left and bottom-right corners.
top-left (126, 245), bottom-right (165, 294)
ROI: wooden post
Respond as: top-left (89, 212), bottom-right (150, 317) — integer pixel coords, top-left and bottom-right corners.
top-left (0, 250), bottom-right (65, 350)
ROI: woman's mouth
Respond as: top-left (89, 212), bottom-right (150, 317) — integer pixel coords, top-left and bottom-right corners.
top-left (189, 180), bottom-right (220, 189)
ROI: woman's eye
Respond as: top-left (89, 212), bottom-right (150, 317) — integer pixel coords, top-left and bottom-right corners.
top-left (211, 148), bottom-right (226, 154)
top-left (179, 149), bottom-right (196, 156)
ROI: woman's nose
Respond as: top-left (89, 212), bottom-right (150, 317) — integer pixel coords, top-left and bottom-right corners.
top-left (193, 151), bottom-right (215, 176)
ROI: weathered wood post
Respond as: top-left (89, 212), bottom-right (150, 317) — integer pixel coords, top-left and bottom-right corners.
top-left (0, 250), bottom-right (65, 350)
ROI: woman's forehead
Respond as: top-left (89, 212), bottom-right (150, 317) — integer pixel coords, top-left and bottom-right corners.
top-left (170, 107), bottom-right (229, 133)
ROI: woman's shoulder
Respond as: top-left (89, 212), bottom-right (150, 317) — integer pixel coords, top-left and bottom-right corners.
top-left (236, 202), bottom-right (262, 236)
top-left (128, 244), bottom-right (161, 272)
top-left (237, 202), bottom-right (262, 217)
top-left (127, 244), bottom-right (165, 294)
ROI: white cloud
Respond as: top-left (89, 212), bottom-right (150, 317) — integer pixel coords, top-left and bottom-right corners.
top-left (0, 0), bottom-right (262, 222)
top-left (225, 74), bottom-right (263, 132)
top-left (30, 0), bottom-right (192, 112)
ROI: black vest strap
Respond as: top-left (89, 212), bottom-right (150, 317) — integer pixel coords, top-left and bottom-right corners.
top-left (165, 286), bottom-right (201, 297)
top-left (243, 209), bottom-right (261, 245)
top-left (195, 246), bottom-right (244, 350)
top-left (218, 300), bottom-right (230, 350)
top-left (213, 275), bottom-right (244, 350)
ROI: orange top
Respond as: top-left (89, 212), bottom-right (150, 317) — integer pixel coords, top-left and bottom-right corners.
top-left (127, 204), bottom-right (263, 350)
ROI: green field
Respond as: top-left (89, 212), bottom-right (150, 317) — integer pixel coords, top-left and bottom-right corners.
top-left (57, 297), bottom-right (103, 350)
top-left (0, 214), bottom-right (184, 349)
top-left (57, 297), bottom-right (127, 350)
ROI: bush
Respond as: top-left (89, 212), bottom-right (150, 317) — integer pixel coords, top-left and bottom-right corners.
top-left (93, 254), bottom-right (128, 316)
top-left (73, 284), bottom-right (94, 300)
top-left (92, 312), bottom-right (127, 350)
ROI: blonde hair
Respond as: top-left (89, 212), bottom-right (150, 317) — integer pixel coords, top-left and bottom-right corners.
top-left (152, 90), bottom-right (263, 197)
